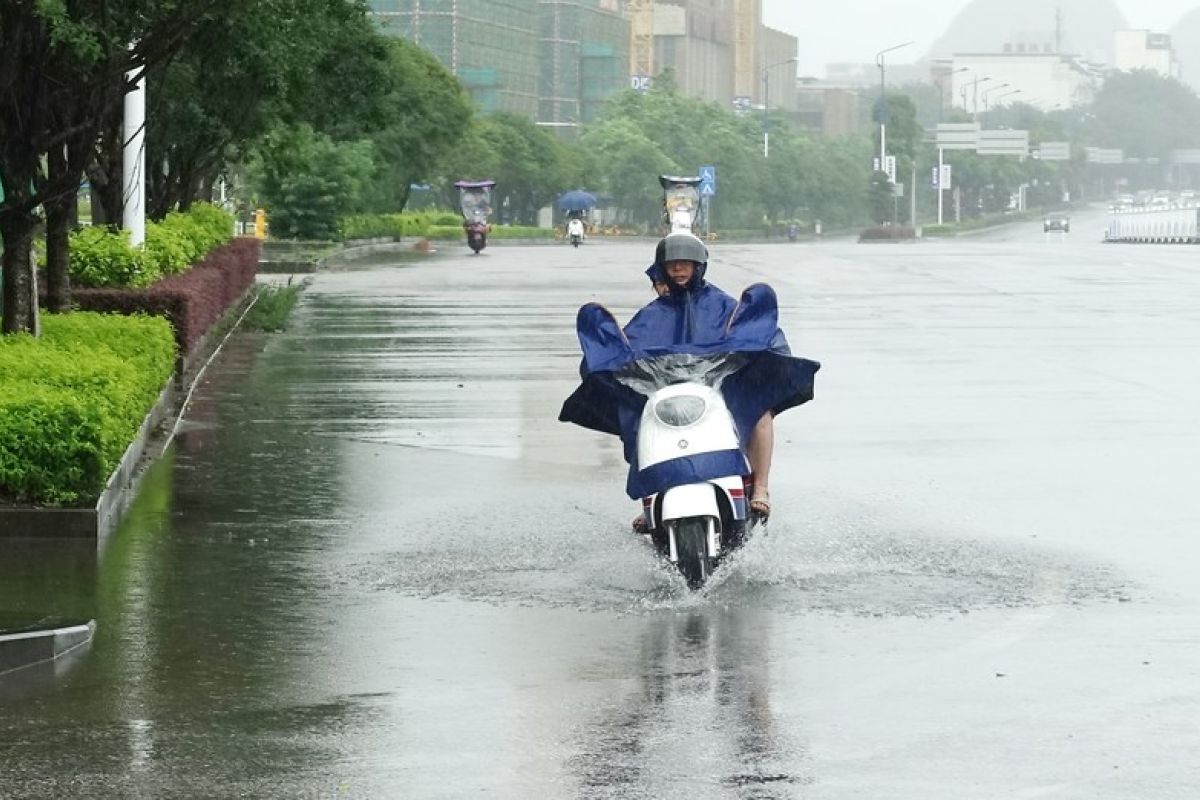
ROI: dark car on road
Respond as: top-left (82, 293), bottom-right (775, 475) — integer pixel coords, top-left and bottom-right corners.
top-left (1044, 213), bottom-right (1071, 233)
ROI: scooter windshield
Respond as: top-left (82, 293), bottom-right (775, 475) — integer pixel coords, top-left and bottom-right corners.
top-left (615, 352), bottom-right (747, 398)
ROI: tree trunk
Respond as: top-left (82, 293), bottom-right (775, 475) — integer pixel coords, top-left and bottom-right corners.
top-left (0, 208), bottom-right (39, 334)
top-left (44, 193), bottom-right (75, 314)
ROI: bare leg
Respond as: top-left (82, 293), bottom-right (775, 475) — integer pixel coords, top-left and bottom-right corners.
top-left (746, 412), bottom-right (774, 512)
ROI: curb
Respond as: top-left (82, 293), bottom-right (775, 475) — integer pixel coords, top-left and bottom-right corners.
top-left (0, 620), bottom-right (95, 677)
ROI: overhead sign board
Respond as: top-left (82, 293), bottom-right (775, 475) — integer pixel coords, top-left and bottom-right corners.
top-left (977, 129), bottom-right (1029, 157)
top-left (934, 122), bottom-right (981, 151)
top-left (1087, 147), bottom-right (1124, 165)
top-left (1037, 141), bottom-right (1071, 161)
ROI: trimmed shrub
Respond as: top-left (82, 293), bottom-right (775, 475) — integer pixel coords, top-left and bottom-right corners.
top-left (70, 204), bottom-right (237, 288)
top-left (0, 313), bottom-right (177, 506)
top-left (69, 226), bottom-right (159, 288)
top-left (859, 225), bottom-right (917, 242)
top-left (73, 238), bottom-right (261, 356)
top-left (426, 224), bottom-right (554, 241)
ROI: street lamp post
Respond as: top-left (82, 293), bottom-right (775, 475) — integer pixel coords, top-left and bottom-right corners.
top-left (935, 67), bottom-right (969, 122)
top-left (761, 57), bottom-right (797, 158)
top-left (875, 41), bottom-right (913, 179)
top-left (968, 75), bottom-right (991, 116)
top-left (995, 88), bottom-right (1023, 107)
top-left (980, 82), bottom-right (1010, 114)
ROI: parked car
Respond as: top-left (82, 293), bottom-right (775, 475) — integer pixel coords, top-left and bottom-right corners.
top-left (1044, 213), bottom-right (1071, 233)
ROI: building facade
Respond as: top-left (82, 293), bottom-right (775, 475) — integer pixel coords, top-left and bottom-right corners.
top-left (950, 52), bottom-right (1100, 112)
top-left (369, 0), bottom-right (541, 117)
top-left (1114, 30), bottom-right (1180, 78)
top-left (652, 0), bottom-right (736, 107)
top-left (760, 25), bottom-right (798, 111)
top-left (539, 0), bottom-right (630, 125)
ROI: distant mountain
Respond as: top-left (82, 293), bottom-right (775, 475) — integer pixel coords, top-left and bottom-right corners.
top-left (925, 0), bottom-right (1127, 64)
top-left (1171, 8), bottom-right (1200, 90)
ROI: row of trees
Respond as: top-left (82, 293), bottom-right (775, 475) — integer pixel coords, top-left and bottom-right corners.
top-left (0, 0), bottom-right (474, 334)
top-left (8, 3), bottom-right (1200, 338)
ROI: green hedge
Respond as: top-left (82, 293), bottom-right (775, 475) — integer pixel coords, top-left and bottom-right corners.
top-left (0, 313), bottom-right (177, 506)
top-left (70, 203), bottom-right (235, 288)
top-left (340, 211), bottom-right (461, 241)
top-left (425, 224), bottom-right (555, 241)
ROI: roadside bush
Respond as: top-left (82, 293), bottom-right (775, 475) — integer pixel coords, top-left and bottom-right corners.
top-left (69, 226), bottom-right (159, 288)
top-left (71, 204), bottom-right (238, 288)
top-left (858, 225), bottom-right (917, 242)
top-left (339, 210), bottom-right (464, 241)
top-left (73, 238), bottom-right (261, 355)
top-left (922, 224), bottom-right (955, 238)
top-left (0, 313), bottom-right (176, 506)
top-left (426, 224), bottom-right (554, 241)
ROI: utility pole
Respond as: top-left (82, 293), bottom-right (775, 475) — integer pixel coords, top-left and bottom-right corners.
top-left (122, 55), bottom-right (146, 248)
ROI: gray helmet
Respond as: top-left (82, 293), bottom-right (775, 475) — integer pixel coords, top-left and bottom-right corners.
top-left (654, 232), bottom-right (708, 268)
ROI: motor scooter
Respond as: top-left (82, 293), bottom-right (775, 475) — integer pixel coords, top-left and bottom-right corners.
top-left (559, 287), bottom-right (820, 589)
top-left (466, 220), bottom-right (489, 254)
top-left (454, 179), bottom-right (496, 255)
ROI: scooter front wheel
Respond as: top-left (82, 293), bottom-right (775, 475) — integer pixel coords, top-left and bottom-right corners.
top-left (671, 516), bottom-right (716, 589)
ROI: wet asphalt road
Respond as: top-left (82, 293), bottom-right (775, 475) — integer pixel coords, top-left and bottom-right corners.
top-left (4, 213), bottom-right (1200, 797)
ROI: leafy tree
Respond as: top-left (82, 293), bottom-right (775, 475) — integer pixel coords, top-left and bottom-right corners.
top-left (363, 39), bottom-right (473, 212)
top-left (252, 125), bottom-right (375, 240)
top-left (0, 0), bottom-right (232, 333)
top-left (1090, 71), bottom-right (1200, 161)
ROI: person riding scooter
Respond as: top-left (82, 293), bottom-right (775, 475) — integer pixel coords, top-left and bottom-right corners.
top-left (621, 232), bottom-right (807, 528)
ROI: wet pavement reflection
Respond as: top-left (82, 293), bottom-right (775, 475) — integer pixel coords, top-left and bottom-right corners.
top-left (3, 230), bottom-right (1200, 797)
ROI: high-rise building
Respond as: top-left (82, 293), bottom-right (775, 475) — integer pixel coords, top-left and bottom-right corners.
top-left (651, 0), bottom-right (794, 111)
top-left (539, 1), bottom-right (630, 125)
top-left (653, 0), bottom-right (736, 106)
top-left (369, 0), bottom-right (540, 117)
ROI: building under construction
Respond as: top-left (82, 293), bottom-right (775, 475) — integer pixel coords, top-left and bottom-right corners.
top-left (369, 0), bottom-right (541, 117)
top-left (636, 0), bottom-right (796, 111)
top-left (539, 1), bottom-right (630, 125)
top-left (370, 0), bottom-right (796, 122)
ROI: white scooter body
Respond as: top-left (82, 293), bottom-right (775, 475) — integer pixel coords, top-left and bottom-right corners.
top-left (636, 382), bottom-right (750, 566)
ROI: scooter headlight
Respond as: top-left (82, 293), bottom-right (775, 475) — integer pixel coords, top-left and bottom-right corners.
top-left (654, 395), bottom-right (707, 427)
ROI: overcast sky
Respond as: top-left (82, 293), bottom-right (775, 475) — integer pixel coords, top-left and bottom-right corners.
top-left (764, 0), bottom-right (1200, 76)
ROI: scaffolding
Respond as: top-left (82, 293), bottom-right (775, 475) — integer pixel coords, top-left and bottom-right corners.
top-left (369, 0), bottom-right (540, 116)
top-left (538, 0), bottom-right (629, 125)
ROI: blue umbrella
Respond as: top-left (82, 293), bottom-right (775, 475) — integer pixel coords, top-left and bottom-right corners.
top-left (558, 189), bottom-right (598, 212)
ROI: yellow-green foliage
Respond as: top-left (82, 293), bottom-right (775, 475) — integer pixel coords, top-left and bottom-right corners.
top-left (0, 313), bottom-right (177, 506)
top-left (70, 204), bottom-right (235, 287)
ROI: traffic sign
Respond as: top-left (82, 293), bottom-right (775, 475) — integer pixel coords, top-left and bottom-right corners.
top-left (699, 165), bottom-right (716, 183)
top-left (699, 165), bottom-right (716, 197)
top-left (884, 155), bottom-right (897, 184)
top-left (977, 129), bottom-right (1029, 157)
top-left (701, 183), bottom-right (716, 197)
top-left (940, 164), bottom-right (952, 190)
top-left (1036, 141), bottom-right (1071, 161)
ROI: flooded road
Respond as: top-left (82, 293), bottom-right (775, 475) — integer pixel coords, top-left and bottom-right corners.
top-left (4, 223), bottom-right (1200, 797)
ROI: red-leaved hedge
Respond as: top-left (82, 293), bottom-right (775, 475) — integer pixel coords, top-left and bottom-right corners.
top-left (71, 237), bottom-right (260, 356)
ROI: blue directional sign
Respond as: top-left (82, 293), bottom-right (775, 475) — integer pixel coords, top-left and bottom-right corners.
top-left (699, 165), bottom-right (716, 197)
top-left (701, 183), bottom-right (716, 197)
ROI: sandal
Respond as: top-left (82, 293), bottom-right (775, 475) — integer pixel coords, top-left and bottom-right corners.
top-left (749, 492), bottom-right (771, 520)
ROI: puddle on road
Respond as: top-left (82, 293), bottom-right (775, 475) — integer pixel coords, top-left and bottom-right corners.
top-left (354, 494), bottom-right (1132, 618)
